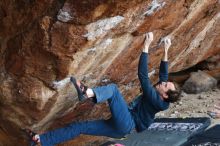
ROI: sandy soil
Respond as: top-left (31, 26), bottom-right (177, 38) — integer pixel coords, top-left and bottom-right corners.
top-left (156, 86), bottom-right (220, 126)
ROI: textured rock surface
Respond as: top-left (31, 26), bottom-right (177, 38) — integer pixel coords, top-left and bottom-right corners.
top-left (169, 53), bottom-right (220, 84)
top-left (183, 71), bottom-right (217, 93)
top-left (0, 0), bottom-right (220, 145)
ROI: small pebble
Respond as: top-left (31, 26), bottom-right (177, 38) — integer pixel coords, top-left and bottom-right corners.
top-left (198, 95), bottom-right (204, 99)
top-left (181, 92), bottom-right (187, 97)
top-left (170, 114), bottom-right (176, 117)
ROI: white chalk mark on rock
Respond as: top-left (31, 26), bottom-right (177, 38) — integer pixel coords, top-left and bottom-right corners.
top-left (143, 0), bottom-right (166, 16)
top-left (57, 9), bottom-right (73, 22)
top-left (83, 16), bottom-right (124, 41)
top-left (53, 77), bottom-right (71, 89)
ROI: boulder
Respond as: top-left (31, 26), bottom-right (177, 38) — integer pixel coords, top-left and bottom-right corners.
top-left (183, 71), bottom-right (217, 94)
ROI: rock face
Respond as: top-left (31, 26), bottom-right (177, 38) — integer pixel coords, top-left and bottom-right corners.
top-left (0, 0), bottom-right (220, 145)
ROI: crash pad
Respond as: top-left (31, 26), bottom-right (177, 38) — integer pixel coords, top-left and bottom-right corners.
top-left (102, 117), bottom-right (211, 146)
top-left (182, 124), bottom-right (220, 146)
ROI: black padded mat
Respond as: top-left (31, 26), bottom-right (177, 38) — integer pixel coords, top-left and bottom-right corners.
top-left (101, 117), bottom-right (211, 146)
top-left (182, 124), bottom-right (220, 146)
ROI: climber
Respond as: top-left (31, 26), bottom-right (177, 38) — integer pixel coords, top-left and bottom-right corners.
top-left (27, 32), bottom-right (181, 146)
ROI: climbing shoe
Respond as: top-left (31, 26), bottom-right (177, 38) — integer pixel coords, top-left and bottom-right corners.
top-left (70, 76), bottom-right (88, 101)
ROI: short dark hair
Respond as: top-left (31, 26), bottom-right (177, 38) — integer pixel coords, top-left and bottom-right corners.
top-left (164, 82), bottom-right (181, 103)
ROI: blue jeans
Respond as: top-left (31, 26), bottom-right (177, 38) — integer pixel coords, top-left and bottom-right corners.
top-left (40, 84), bottom-right (135, 146)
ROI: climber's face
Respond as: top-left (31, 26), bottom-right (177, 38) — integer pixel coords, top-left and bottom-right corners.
top-left (155, 82), bottom-right (175, 99)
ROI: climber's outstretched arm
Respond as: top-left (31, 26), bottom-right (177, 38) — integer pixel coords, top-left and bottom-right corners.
top-left (162, 37), bottom-right (171, 61)
top-left (138, 32), bottom-right (153, 84)
top-left (138, 32), bottom-right (161, 104)
top-left (159, 37), bottom-right (171, 82)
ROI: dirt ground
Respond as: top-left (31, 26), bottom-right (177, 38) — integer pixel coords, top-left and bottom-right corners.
top-left (156, 86), bottom-right (220, 126)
